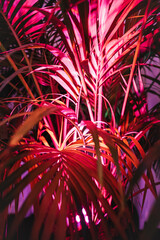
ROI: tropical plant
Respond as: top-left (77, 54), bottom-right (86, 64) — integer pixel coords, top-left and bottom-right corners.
top-left (0, 0), bottom-right (160, 239)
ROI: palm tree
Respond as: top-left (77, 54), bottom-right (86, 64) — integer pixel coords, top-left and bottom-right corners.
top-left (0, 0), bottom-right (160, 239)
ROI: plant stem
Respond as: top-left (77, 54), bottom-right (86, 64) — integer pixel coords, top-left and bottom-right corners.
top-left (0, 42), bottom-right (35, 99)
top-left (120, 0), bottom-right (151, 123)
top-left (0, 10), bottom-right (43, 98)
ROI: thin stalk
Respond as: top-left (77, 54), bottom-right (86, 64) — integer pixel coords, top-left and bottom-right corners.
top-left (138, 63), bottom-right (144, 93)
top-left (94, 80), bottom-right (98, 121)
top-left (97, 46), bottom-right (104, 128)
top-left (73, 42), bottom-right (94, 122)
top-left (120, 0), bottom-right (151, 123)
top-left (43, 117), bottom-right (59, 149)
top-left (59, 117), bottom-right (63, 148)
top-left (63, 94), bottom-right (70, 147)
top-left (97, 84), bottom-right (103, 128)
top-left (73, 86), bottom-right (83, 141)
top-left (0, 42), bottom-right (35, 100)
top-left (0, 74), bottom-right (23, 95)
top-left (100, 94), bottom-right (116, 130)
top-left (0, 10), bottom-right (43, 98)
top-left (43, 51), bottom-right (55, 95)
top-left (75, 84), bottom-right (82, 120)
top-left (94, 50), bottom-right (100, 123)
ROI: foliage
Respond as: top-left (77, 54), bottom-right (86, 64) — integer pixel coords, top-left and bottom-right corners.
top-left (0, 0), bottom-right (160, 239)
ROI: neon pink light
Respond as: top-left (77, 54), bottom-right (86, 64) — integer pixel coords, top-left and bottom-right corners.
top-left (66, 217), bottom-right (69, 227)
top-left (82, 208), bottom-right (86, 216)
top-left (85, 216), bottom-right (89, 223)
top-left (76, 215), bottom-right (80, 222)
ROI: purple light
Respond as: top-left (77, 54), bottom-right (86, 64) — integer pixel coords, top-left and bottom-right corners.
top-left (76, 215), bottom-right (82, 231)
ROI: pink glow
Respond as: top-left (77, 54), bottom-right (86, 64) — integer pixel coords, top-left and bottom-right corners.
top-left (82, 208), bottom-right (86, 215)
top-left (66, 217), bottom-right (69, 227)
top-left (76, 215), bottom-right (80, 223)
top-left (85, 216), bottom-right (89, 224)
top-left (82, 208), bottom-right (89, 224)
top-left (76, 215), bottom-right (82, 231)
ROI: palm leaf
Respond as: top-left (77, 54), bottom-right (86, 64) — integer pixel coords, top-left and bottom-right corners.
top-left (0, 0), bottom-right (160, 239)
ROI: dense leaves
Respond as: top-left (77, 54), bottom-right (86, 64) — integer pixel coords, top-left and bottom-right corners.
top-left (0, 0), bottom-right (160, 239)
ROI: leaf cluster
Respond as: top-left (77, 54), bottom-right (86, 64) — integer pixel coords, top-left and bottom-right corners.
top-left (0, 0), bottom-right (160, 239)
